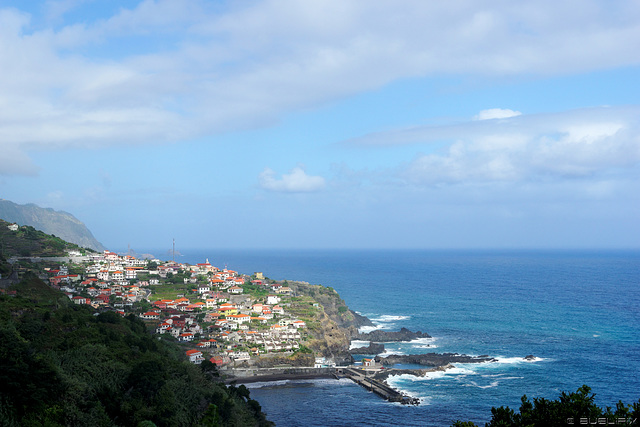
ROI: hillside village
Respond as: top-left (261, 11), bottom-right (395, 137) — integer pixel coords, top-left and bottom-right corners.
top-left (6, 240), bottom-right (325, 370)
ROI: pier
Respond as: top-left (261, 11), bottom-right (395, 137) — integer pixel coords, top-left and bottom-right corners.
top-left (337, 368), bottom-right (420, 405)
top-left (225, 366), bottom-right (421, 405)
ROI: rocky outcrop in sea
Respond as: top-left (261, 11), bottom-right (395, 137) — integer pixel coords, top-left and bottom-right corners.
top-left (356, 327), bottom-right (431, 342)
top-left (349, 342), bottom-right (385, 355)
top-left (375, 352), bottom-right (497, 367)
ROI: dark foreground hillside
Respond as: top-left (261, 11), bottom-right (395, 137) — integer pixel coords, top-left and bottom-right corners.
top-left (0, 276), bottom-right (273, 427)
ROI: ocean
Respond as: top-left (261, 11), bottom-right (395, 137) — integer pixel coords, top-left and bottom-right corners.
top-left (168, 249), bottom-right (639, 426)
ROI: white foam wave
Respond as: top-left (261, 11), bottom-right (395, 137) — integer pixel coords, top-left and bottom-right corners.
top-left (383, 377), bottom-right (431, 404)
top-left (359, 314), bottom-right (411, 333)
top-left (418, 366), bottom-right (477, 380)
top-left (372, 315), bottom-right (411, 322)
top-left (409, 337), bottom-right (437, 344)
top-left (380, 348), bottom-right (406, 356)
top-left (470, 380), bottom-right (500, 389)
top-left (493, 356), bottom-right (545, 364)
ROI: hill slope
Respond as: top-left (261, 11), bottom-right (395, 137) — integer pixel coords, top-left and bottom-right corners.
top-left (0, 199), bottom-right (106, 251)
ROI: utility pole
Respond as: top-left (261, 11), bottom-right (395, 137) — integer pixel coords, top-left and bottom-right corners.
top-left (172, 238), bottom-right (175, 263)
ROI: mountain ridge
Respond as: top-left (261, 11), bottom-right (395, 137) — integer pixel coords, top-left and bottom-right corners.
top-left (0, 199), bottom-right (106, 252)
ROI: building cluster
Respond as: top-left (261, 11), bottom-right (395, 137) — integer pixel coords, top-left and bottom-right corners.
top-left (40, 250), bottom-right (309, 368)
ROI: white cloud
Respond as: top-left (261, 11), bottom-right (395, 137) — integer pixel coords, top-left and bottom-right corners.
top-left (346, 106), bottom-right (640, 185)
top-left (1, 1), bottom-right (640, 174)
top-left (474, 108), bottom-right (522, 121)
top-left (259, 166), bottom-right (326, 193)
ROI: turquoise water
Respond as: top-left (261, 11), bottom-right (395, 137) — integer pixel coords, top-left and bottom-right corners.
top-left (169, 249), bottom-right (639, 426)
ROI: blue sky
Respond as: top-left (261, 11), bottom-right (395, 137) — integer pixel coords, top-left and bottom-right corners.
top-left (1, 0), bottom-right (639, 251)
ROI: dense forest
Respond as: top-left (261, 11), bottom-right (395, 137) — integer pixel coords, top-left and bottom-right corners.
top-left (0, 275), bottom-right (273, 426)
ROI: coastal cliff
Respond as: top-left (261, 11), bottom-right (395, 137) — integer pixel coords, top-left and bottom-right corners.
top-left (281, 280), bottom-right (373, 363)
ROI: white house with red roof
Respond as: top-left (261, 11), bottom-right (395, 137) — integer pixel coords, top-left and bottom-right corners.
top-left (185, 349), bottom-right (204, 364)
top-left (140, 311), bottom-right (160, 320)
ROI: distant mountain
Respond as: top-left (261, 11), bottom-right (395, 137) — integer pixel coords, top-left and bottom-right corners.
top-left (0, 199), bottom-right (106, 251)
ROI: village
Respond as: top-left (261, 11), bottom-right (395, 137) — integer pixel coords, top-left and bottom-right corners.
top-left (40, 249), bottom-right (319, 370)
top-left (2, 222), bottom-right (424, 406)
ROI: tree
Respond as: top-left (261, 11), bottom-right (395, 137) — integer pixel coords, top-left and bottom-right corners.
top-left (453, 385), bottom-right (640, 427)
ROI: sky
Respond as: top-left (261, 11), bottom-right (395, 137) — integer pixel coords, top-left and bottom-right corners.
top-left (1, 0), bottom-right (639, 251)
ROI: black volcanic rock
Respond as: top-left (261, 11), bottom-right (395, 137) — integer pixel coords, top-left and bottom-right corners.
top-left (351, 310), bottom-right (375, 329)
top-left (375, 353), bottom-right (498, 367)
top-left (349, 342), bottom-right (385, 355)
top-left (357, 327), bottom-right (431, 342)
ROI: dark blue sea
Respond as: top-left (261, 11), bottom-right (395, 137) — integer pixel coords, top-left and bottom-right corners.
top-left (169, 249), bottom-right (639, 426)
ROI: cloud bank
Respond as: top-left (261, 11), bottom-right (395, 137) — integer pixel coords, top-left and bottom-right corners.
top-left (349, 106), bottom-right (640, 185)
top-left (1, 0), bottom-right (640, 175)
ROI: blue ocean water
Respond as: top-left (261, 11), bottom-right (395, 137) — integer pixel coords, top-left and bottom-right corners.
top-left (171, 249), bottom-right (639, 426)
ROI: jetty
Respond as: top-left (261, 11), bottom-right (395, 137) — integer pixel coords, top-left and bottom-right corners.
top-left (224, 366), bottom-right (421, 405)
top-left (336, 368), bottom-right (420, 405)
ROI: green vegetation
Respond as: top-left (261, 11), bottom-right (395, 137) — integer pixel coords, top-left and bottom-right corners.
top-left (241, 283), bottom-right (268, 299)
top-left (0, 219), bottom-right (88, 258)
top-left (452, 385), bottom-right (639, 427)
top-left (0, 277), bottom-right (273, 427)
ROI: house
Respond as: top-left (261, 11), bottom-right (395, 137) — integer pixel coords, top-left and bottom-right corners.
top-left (209, 356), bottom-right (226, 367)
top-left (7, 223), bottom-right (19, 231)
top-left (185, 349), bottom-right (204, 364)
top-left (227, 313), bottom-right (251, 324)
top-left (291, 320), bottom-right (306, 328)
top-left (363, 358), bottom-right (376, 368)
top-left (140, 311), bottom-right (160, 320)
top-left (228, 286), bottom-right (243, 294)
top-left (179, 333), bottom-right (194, 342)
top-left (266, 295), bottom-right (280, 305)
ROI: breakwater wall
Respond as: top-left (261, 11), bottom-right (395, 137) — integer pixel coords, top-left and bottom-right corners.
top-left (223, 367), bottom-right (336, 383)
top-left (338, 368), bottom-right (420, 405)
top-left (224, 366), bottom-right (421, 405)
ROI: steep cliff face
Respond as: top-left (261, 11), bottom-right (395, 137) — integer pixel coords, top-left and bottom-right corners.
top-left (305, 310), bottom-right (353, 363)
top-left (287, 281), bottom-right (372, 334)
top-left (283, 281), bottom-right (374, 363)
top-left (0, 199), bottom-right (105, 251)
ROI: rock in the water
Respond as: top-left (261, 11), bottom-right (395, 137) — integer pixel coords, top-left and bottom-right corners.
top-left (349, 342), bottom-right (385, 355)
top-left (375, 353), bottom-right (497, 367)
top-left (357, 327), bottom-right (431, 342)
